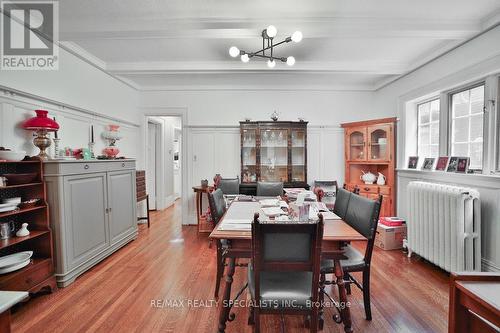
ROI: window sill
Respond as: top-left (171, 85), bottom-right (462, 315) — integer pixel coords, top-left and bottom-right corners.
top-left (396, 168), bottom-right (500, 188)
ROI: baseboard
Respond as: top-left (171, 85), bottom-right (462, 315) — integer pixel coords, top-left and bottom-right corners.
top-left (164, 195), bottom-right (176, 209)
top-left (482, 258), bottom-right (500, 272)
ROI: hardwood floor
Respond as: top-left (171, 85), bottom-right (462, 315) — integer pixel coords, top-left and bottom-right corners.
top-left (12, 202), bottom-right (450, 333)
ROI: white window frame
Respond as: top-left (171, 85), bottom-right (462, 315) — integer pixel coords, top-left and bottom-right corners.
top-left (416, 98), bottom-right (440, 158)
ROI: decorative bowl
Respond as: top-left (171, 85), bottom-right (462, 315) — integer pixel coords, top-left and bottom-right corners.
top-left (0, 150), bottom-right (26, 161)
top-left (3, 173), bottom-right (38, 185)
top-left (103, 147), bottom-right (120, 158)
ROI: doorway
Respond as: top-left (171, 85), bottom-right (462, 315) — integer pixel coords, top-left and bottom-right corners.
top-left (145, 115), bottom-right (183, 216)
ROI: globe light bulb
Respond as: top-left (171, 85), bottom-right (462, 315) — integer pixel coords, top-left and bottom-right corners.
top-left (241, 54), bottom-right (250, 63)
top-left (286, 56), bottom-right (295, 66)
top-left (267, 59), bottom-right (276, 68)
top-left (266, 25), bottom-right (277, 38)
top-left (229, 46), bottom-right (239, 58)
top-left (291, 31), bottom-right (303, 43)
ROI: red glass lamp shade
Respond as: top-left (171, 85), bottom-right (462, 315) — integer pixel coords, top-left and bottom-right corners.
top-left (22, 110), bottom-right (59, 131)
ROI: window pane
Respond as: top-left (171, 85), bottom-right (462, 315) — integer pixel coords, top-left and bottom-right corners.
top-left (452, 91), bottom-right (470, 117)
top-left (470, 86), bottom-right (484, 114)
top-left (430, 145), bottom-right (439, 158)
top-left (419, 124), bottom-right (430, 145)
top-left (470, 115), bottom-right (483, 142)
top-left (419, 103), bottom-right (430, 123)
top-left (470, 142), bottom-right (483, 169)
top-left (420, 145), bottom-right (430, 158)
top-left (430, 123), bottom-right (439, 145)
top-left (417, 98), bottom-right (440, 157)
top-left (453, 117), bottom-right (469, 143)
top-left (430, 100), bottom-right (440, 121)
top-left (452, 143), bottom-right (468, 156)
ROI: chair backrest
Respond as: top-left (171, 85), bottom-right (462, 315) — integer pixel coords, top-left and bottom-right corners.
top-left (217, 177), bottom-right (240, 195)
top-left (251, 214), bottom-right (324, 305)
top-left (344, 194), bottom-right (382, 263)
top-left (208, 189), bottom-right (226, 224)
top-left (333, 188), bottom-right (352, 219)
top-left (256, 181), bottom-right (283, 196)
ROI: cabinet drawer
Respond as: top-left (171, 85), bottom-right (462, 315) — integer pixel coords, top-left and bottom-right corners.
top-left (0, 259), bottom-right (52, 291)
top-left (359, 185), bottom-right (378, 194)
top-left (58, 162), bottom-right (108, 175)
top-left (106, 161), bottom-right (136, 171)
top-left (379, 186), bottom-right (391, 195)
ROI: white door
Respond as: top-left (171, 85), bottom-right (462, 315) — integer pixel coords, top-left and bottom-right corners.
top-left (147, 122), bottom-right (158, 209)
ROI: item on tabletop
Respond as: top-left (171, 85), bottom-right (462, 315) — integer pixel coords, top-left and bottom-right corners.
top-left (16, 223), bottom-right (30, 237)
top-left (298, 203), bottom-right (310, 222)
top-left (2, 173), bottom-right (37, 185)
top-left (407, 156), bottom-right (419, 169)
top-left (446, 157), bottom-right (459, 172)
top-left (422, 158), bottom-right (435, 170)
top-left (82, 148), bottom-right (92, 160)
top-left (0, 251), bottom-right (33, 274)
top-left (213, 174), bottom-right (222, 189)
top-left (19, 198), bottom-right (41, 209)
top-left (456, 157), bottom-right (469, 173)
top-left (102, 124), bottom-right (122, 158)
top-left (0, 204), bottom-right (18, 213)
top-left (270, 110), bottom-right (279, 121)
top-left (52, 137), bottom-right (61, 158)
top-left (0, 221), bottom-right (15, 239)
top-left (0, 177), bottom-right (7, 187)
top-left (435, 156), bottom-right (449, 171)
top-left (259, 198), bottom-right (280, 207)
top-left (360, 170), bottom-right (377, 184)
top-left (2, 197), bottom-right (21, 204)
top-left (22, 109), bottom-right (60, 160)
top-left (89, 125), bottom-right (95, 158)
top-left (376, 172), bottom-right (386, 185)
top-left (200, 179), bottom-right (209, 188)
top-left (0, 149), bottom-right (26, 162)
top-left (262, 206), bottom-right (286, 217)
top-left (379, 217), bottom-right (405, 227)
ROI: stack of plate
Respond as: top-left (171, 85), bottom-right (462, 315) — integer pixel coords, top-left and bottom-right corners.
top-left (0, 197), bottom-right (21, 213)
top-left (0, 251), bottom-right (33, 274)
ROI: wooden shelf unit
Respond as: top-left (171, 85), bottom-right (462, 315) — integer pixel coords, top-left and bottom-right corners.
top-left (0, 158), bottom-right (56, 293)
top-left (341, 117), bottom-right (397, 217)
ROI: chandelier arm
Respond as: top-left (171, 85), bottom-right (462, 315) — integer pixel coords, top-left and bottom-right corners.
top-left (247, 39), bottom-right (289, 57)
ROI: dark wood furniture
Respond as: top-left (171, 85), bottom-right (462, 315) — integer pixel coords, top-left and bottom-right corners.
top-left (207, 189), bottom-right (228, 298)
top-left (341, 117), bottom-right (396, 217)
top-left (136, 170), bottom-right (150, 228)
top-left (209, 201), bottom-right (366, 333)
top-left (193, 185), bottom-right (215, 233)
top-left (0, 158), bottom-right (56, 294)
top-left (0, 291), bottom-right (28, 333)
top-left (449, 272), bottom-right (500, 333)
top-left (249, 214), bottom-right (324, 333)
top-left (240, 121), bottom-right (308, 195)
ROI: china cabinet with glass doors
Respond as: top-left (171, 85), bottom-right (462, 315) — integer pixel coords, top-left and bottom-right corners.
top-left (342, 118), bottom-right (397, 217)
top-left (240, 121), bottom-right (308, 194)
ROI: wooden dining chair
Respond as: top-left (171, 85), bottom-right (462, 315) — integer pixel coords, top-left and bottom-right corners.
top-left (320, 194), bottom-right (382, 321)
top-left (256, 181), bottom-right (284, 197)
top-left (208, 188), bottom-right (228, 298)
top-left (218, 177), bottom-right (240, 195)
top-left (248, 213), bottom-right (324, 333)
top-left (333, 187), bottom-right (352, 220)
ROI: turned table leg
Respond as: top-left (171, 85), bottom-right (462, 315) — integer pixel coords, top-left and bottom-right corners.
top-left (218, 257), bottom-right (236, 333)
top-left (334, 259), bottom-right (353, 333)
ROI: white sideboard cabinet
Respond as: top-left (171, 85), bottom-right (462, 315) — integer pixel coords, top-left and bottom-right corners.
top-left (44, 160), bottom-right (138, 287)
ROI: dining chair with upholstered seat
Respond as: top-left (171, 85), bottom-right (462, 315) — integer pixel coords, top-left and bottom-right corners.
top-left (248, 213), bottom-right (324, 333)
top-left (332, 187), bottom-right (352, 220)
top-left (320, 193), bottom-right (382, 322)
top-left (256, 181), bottom-right (284, 197)
top-left (218, 177), bottom-right (240, 195)
top-left (208, 188), bottom-right (229, 298)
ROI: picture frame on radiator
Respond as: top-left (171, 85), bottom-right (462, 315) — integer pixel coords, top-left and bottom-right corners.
top-left (435, 156), bottom-right (449, 171)
top-left (408, 156), bottom-right (419, 169)
top-left (456, 157), bottom-right (469, 173)
top-left (422, 158), bottom-right (435, 170)
top-left (446, 157), bottom-right (459, 172)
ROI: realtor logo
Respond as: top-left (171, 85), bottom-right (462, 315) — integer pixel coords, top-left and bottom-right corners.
top-left (1, 1), bottom-right (59, 70)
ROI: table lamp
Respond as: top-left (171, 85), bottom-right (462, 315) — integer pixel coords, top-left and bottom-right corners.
top-left (22, 109), bottom-right (60, 160)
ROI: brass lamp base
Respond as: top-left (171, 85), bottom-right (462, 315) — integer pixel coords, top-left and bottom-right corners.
top-left (33, 129), bottom-right (52, 160)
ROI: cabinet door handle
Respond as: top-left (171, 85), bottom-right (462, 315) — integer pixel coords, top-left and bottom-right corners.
top-left (122, 163), bottom-right (125, 167)
top-left (84, 164), bottom-right (89, 170)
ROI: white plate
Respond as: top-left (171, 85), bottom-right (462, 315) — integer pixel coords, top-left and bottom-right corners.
top-left (0, 259), bottom-right (31, 274)
top-left (1, 197), bottom-right (21, 204)
top-left (0, 251), bottom-right (33, 269)
top-left (0, 205), bottom-right (17, 213)
top-left (0, 202), bottom-right (19, 208)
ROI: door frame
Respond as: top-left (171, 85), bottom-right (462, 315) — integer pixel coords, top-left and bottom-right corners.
top-left (146, 119), bottom-right (162, 210)
top-left (142, 107), bottom-right (189, 226)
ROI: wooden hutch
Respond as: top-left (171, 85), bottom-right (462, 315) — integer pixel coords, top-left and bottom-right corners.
top-left (0, 158), bottom-right (56, 293)
top-left (240, 121), bottom-right (308, 194)
top-left (341, 117), bottom-right (397, 217)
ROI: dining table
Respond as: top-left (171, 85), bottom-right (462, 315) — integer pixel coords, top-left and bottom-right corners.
top-left (209, 200), bottom-right (366, 333)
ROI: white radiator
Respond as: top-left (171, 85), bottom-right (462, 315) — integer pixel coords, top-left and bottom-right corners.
top-left (407, 181), bottom-right (481, 272)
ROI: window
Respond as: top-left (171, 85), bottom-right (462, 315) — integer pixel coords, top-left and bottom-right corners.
top-left (417, 99), bottom-right (440, 158)
top-left (450, 85), bottom-right (485, 170)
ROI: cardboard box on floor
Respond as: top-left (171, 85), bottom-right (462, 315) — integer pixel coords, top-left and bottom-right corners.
top-left (375, 223), bottom-right (407, 250)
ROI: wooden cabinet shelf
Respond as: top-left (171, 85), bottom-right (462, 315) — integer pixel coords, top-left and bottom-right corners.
top-left (342, 118), bottom-right (397, 217)
top-left (0, 205), bottom-right (46, 219)
top-left (240, 121), bottom-right (308, 188)
top-left (0, 182), bottom-right (43, 189)
top-left (0, 230), bottom-right (49, 250)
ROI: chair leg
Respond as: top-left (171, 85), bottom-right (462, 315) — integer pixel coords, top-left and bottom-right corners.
top-left (253, 308), bottom-right (260, 333)
top-left (318, 272), bottom-right (326, 330)
top-left (146, 195), bottom-right (151, 228)
top-left (344, 272), bottom-right (351, 295)
top-left (214, 245), bottom-right (224, 299)
top-left (362, 267), bottom-right (372, 320)
top-left (310, 307), bottom-right (319, 333)
top-left (248, 305), bottom-right (254, 325)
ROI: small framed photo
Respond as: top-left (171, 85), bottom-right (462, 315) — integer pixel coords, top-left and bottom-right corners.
top-left (422, 158), bottom-right (435, 170)
top-left (456, 157), bottom-right (470, 173)
top-left (435, 156), bottom-right (449, 171)
top-left (408, 156), bottom-right (419, 169)
top-left (447, 157), bottom-right (459, 172)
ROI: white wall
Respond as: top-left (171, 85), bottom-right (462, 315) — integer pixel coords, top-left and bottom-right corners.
top-left (375, 25), bottom-right (500, 271)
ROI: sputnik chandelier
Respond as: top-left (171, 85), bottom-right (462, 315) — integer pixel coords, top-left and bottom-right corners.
top-left (228, 25), bottom-right (303, 68)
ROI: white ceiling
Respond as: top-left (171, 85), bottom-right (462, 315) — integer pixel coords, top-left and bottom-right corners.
top-left (58, 0), bottom-right (500, 90)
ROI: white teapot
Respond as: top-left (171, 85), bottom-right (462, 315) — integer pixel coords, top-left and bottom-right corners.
top-left (377, 172), bottom-right (386, 185)
top-left (360, 171), bottom-right (376, 184)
